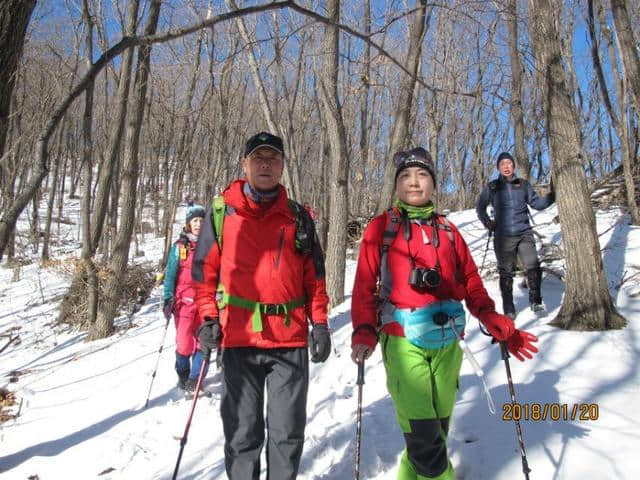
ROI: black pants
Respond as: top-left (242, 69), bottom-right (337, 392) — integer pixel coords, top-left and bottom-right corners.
top-left (494, 231), bottom-right (542, 309)
top-left (221, 347), bottom-right (309, 480)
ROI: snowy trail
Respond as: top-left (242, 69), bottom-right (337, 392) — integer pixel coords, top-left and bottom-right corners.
top-left (2, 206), bottom-right (640, 479)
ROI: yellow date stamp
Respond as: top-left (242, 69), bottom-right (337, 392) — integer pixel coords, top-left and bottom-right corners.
top-left (502, 402), bottom-right (599, 422)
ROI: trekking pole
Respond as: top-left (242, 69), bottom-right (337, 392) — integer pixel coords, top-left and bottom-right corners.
top-left (144, 303), bottom-right (171, 409)
top-left (327, 318), bottom-right (340, 357)
top-left (172, 353), bottom-right (211, 480)
top-left (354, 359), bottom-right (365, 480)
top-left (500, 342), bottom-right (531, 480)
top-left (479, 230), bottom-right (493, 275)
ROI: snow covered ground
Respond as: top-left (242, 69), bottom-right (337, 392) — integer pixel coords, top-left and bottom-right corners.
top-left (1, 202), bottom-right (640, 479)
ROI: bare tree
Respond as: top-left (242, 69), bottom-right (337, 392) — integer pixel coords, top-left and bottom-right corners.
top-left (0, 0), bottom-right (36, 163)
top-left (528, 0), bottom-right (625, 330)
top-left (79, 0), bottom-right (99, 324)
top-left (91, 0), bottom-right (162, 340)
top-left (505, 0), bottom-right (530, 179)
top-left (227, 0), bottom-right (302, 200)
top-left (610, 0), bottom-right (640, 115)
top-left (317, 0), bottom-right (349, 306)
top-left (588, 0), bottom-right (639, 225)
top-left (376, 1), bottom-right (430, 212)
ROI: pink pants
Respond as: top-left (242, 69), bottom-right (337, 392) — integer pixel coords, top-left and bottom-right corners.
top-left (174, 297), bottom-right (199, 356)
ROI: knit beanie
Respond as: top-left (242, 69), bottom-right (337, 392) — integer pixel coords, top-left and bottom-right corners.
top-left (393, 147), bottom-right (436, 184)
top-left (185, 202), bottom-right (205, 225)
top-left (496, 151), bottom-right (515, 168)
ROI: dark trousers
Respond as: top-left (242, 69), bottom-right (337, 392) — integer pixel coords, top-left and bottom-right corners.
top-left (221, 347), bottom-right (309, 480)
top-left (494, 231), bottom-right (542, 310)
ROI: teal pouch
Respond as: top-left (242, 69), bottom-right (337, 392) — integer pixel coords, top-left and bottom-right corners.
top-left (392, 300), bottom-right (466, 349)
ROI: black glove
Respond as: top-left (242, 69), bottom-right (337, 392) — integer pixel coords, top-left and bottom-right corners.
top-left (197, 317), bottom-right (221, 357)
top-left (310, 324), bottom-right (331, 363)
top-left (163, 298), bottom-right (174, 321)
top-left (486, 219), bottom-right (496, 232)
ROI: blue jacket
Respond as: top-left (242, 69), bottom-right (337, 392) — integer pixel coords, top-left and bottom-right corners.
top-left (476, 175), bottom-right (554, 237)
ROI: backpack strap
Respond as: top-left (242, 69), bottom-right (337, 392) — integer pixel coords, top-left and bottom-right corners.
top-left (378, 207), bottom-right (403, 308)
top-left (288, 199), bottom-right (314, 254)
top-left (434, 214), bottom-right (463, 282)
top-left (212, 195), bottom-right (226, 250)
top-left (434, 215), bottom-right (455, 246)
top-left (488, 179), bottom-right (499, 206)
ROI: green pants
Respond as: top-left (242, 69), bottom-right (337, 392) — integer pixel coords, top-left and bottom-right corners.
top-left (381, 334), bottom-right (463, 480)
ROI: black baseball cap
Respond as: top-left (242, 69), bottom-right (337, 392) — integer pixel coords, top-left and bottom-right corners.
top-left (244, 132), bottom-right (284, 157)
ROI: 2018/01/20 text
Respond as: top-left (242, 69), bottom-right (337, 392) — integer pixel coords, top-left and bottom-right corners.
top-left (502, 402), bottom-right (599, 422)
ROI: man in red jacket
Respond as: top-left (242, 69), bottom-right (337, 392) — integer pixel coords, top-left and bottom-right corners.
top-left (192, 132), bottom-right (330, 480)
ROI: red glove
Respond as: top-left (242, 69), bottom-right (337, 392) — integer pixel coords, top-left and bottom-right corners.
top-left (480, 312), bottom-right (515, 342)
top-left (351, 324), bottom-right (378, 351)
top-left (506, 330), bottom-right (539, 361)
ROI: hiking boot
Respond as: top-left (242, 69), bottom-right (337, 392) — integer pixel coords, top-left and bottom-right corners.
top-left (530, 302), bottom-right (545, 314)
top-left (184, 378), bottom-right (197, 393)
top-left (526, 268), bottom-right (542, 304)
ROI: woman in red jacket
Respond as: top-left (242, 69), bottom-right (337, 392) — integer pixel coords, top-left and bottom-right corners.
top-left (351, 148), bottom-right (538, 480)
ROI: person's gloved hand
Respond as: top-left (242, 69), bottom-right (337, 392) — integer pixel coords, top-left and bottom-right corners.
top-left (310, 324), bottom-right (331, 363)
top-left (197, 317), bottom-right (221, 357)
top-left (486, 219), bottom-right (496, 232)
top-left (163, 298), bottom-right (174, 321)
top-left (481, 312), bottom-right (515, 342)
top-left (351, 324), bottom-right (378, 363)
top-left (506, 329), bottom-right (539, 361)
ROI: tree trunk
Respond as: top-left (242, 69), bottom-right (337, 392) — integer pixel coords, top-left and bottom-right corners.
top-left (589, 0), bottom-right (640, 225)
top-left (358, 0), bottom-right (372, 216)
top-left (317, 0), bottom-right (349, 307)
top-left (528, 0), bottom-right (625, 330)
top-left (160, 29), bottom-right (204, 267)
top-left (610, 0), bottom-right (640, 114)
top-left (42, 122), bottom-right (65, 261)
top-left (78, 0), bottom-right (100, 326)
top-left (0, 0), bottom-right (36, 262)
top-left (91, 0), bottom-right (139, 251)
top-left (90, 0), bottom-right (162, 340)
top-left (506, 0), bottom-right (530, 179)
top-left (0, 0), bottom-right (36, 162)
top-left (376, 1), bottom-right (429, 212)
top-left (228, 0), bottom-right (301, 200)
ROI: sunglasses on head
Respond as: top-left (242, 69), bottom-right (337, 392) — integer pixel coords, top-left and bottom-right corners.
top-left (393, 147), bottom-right (430, 167)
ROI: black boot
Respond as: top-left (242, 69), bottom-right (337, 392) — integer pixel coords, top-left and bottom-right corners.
top-left (176, 369), bottom-right (190, 390)
top-left (499, 275), bottom-right (515, 318)
top-left (527, 268), bottom-right (544, 313)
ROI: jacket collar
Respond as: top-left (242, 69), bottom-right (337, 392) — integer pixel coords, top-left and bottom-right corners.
top-left (223, 179), bottom-right (293, 219)
top-left (499, 174), bottom-right (521, 185)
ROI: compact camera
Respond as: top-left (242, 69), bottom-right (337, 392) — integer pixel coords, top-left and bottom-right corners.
top-left (408, 267), bottom-right (442, 289)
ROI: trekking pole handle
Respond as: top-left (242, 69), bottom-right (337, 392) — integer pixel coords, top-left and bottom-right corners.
top-left (357, 359), bottom-right (365, 386)
top-left (500, 341), bottom-right (510, 361)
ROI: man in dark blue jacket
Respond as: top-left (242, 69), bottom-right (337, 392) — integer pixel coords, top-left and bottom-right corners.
top-left (476, 152), bottom-right (555, 317)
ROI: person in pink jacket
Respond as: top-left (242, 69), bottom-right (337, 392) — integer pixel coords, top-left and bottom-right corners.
top-left (163, 202), bottom-right (207, 393)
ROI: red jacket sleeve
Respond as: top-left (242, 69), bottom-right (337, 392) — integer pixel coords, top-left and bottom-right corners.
top-left (351, 216), bottom-right (386, 334)
top-left (303, 254), bottom-right (329, 326)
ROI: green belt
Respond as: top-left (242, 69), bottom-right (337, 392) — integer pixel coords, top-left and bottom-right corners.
top-left (217, 287), bottom-right (306, 333)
